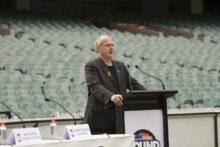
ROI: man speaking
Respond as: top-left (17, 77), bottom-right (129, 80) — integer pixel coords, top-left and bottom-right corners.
top-left (84, 35), bottom-right (145, 134)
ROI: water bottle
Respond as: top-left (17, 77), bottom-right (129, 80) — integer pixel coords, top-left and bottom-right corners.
top-left (50, 118), bottom-right (57, 139)
top-left (0, 122), bottom-right (7, 144)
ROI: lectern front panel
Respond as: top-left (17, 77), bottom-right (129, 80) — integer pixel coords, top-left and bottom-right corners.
top-left (119, 90), bottom-right (177, 147)
top-left (124, 109), bottom-right (164, 147)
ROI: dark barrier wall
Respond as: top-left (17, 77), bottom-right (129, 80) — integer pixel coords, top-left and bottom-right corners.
top-left (2, 0), bottom-right (220, 16)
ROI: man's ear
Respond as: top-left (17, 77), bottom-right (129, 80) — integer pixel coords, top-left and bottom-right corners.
top-left (96, 45), bottom-right (100, 53)
top-left (96, 48), bottom-right (98, 53)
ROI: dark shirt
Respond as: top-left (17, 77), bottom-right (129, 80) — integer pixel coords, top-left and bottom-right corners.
top-left (106, 65), bottom-right (120, 94)
top-left (106, 65), bottom-right (119, 109)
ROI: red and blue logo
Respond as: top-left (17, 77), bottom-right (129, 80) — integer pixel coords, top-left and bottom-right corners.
top-left (134, 129), bottom-right (160, 147)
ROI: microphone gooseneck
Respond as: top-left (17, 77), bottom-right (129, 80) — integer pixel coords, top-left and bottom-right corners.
top-left (0, 101), bottom-right (26, 128)
top-left (41, 84), bottom-right (77, 125)
top-left (135, 65), bottom-right (166, 90)
top-left (126, 64), bottom-right (134, 91)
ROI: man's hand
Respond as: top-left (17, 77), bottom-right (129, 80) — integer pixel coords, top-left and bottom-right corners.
top-left (111, 94), bottom-right (123, 106)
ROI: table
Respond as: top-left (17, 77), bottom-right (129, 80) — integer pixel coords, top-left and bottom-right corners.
top-left (1, 134), bottom-right (134, 147)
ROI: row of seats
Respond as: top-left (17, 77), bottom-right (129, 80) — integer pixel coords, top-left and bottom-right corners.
top-left (0, 15), bottom-right (220, 118)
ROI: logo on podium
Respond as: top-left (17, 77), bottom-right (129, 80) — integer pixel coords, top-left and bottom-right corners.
top-left (134, 129), bottom-right (160, 147)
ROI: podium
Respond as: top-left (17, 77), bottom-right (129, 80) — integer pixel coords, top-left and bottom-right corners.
top-left (116, 90), bottom-right (177, 147)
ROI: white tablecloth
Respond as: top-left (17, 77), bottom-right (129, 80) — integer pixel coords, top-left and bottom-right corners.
top-left (2, 134), bottom-right (134, 147)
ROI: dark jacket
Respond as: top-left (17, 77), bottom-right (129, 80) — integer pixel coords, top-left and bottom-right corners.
top-left (84, 58), bottom-right (145, 128)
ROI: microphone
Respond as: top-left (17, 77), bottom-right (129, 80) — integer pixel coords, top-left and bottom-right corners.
top-left (126, 64), bottom-right (134, 91)
top-left (0, 101), bottom-right (26, 128)
top-left (135, 65), bottom-right (166, 90)
top-left (41, 84), bottom-right (77, 125)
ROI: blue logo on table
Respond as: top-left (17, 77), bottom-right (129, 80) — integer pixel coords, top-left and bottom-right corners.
top-left (134, 129), bottom-right (160, 147)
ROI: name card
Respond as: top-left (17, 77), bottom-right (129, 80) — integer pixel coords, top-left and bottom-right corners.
top-left (63, 124), bottom-right (91, 140)
top-left (7, 128), bottom-right (42, 145)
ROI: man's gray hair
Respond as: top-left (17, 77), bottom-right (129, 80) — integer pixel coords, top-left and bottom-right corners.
top-left (95, 35), bottom-right (111, 51)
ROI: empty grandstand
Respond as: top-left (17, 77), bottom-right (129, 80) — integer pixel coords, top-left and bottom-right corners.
top-left (0, 0), bottom-right (220, 147)
top-left (1, 15), bottom-right (219, 119)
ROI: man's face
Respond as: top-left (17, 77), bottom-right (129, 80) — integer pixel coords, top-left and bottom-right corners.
top-left (97, 36), bottom-right (114, 60)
